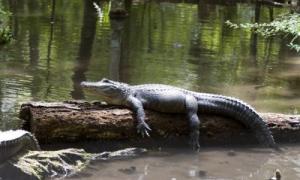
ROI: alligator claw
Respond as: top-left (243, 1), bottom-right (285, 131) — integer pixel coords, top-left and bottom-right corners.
top-left (137, 123), bottom-right (151, 137)
top-left (189, 130), bottom-right (200, 151)
top-left (189, 139), bottom-right (200, 151)
top-left (145, 130), bottom-right (150, 137)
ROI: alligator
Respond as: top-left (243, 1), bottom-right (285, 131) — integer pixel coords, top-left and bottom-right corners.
top-left (81, 78), bottom-right (277, 150)
top-left (0, 130), bottom-right (40, 164)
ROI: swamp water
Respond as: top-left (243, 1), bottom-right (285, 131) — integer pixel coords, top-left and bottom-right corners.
top-left (69, 146), bottom-right (300, 180)
top-left (0, 0), bottom-right (300, 179)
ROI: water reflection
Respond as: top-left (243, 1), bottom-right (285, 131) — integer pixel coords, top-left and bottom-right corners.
top-left (71, 0), bottom-right (98, 99)
top-left (0, 0), bottom-right (298, 130)
top-left (69, 146), bottom-right (294, 180)
top-left (109, 19), bottom-right (125, 81)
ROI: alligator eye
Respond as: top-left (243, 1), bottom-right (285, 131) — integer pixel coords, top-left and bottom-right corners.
top-left (101, 78), bottom-right (111, 83)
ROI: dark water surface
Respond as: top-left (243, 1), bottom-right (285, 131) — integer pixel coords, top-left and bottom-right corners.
top-left (0, 0), bottom-right (300, 179)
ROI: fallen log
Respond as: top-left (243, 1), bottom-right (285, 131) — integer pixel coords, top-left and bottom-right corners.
top-left (19, 101), bottom-right (300, 147)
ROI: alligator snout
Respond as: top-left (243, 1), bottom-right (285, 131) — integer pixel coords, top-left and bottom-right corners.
top-left (80, 81), bottom-right (92, 87)
top-left (80, 82), bottom-right (87, 87)
top-left (80, 81), bottom-right (99, 89)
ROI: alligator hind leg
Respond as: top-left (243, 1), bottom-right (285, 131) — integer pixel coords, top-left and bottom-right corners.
top-left (185, 95), bottom-right (201, 150)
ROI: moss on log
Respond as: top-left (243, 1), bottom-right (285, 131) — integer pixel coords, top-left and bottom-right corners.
top-left (19, 101), bottom-right (300, 146)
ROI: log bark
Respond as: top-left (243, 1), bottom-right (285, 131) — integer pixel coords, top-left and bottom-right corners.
top-left (19, 101), bottom-right (300, 147)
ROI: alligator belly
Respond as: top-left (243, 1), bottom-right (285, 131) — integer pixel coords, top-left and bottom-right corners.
top-left (142, 92), bottom-right (186, 113)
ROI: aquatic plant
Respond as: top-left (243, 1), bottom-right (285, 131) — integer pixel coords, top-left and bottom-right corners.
top-left (0, 26), bottom-right (12, 44)
top-left (226, 13), bottom-right (300, 52)
top-left (0, 7), bottom-right (12, 44)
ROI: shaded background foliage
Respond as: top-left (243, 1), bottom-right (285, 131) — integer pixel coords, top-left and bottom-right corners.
top-left (0, 3), bottom-right (12, 44)
top-left (226, 13), bottom-right (300, 52)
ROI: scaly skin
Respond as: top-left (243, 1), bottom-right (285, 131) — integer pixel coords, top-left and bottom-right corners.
top-left (81, 78), bottom-right (276, 150)
top-left (0, 130), bottom-right (40, 164)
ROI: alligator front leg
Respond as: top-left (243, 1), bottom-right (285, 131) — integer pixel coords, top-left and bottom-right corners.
top-left (126, 96), bottom-right (151, 137)
top-left (185, 95), bottom-right (201, 150)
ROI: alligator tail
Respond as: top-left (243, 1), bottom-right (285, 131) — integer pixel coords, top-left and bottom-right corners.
top-left (196, 94), bottom-right (276, 148)
top-left (23, 131), bottom-right (41, 151)
top-left (0, 130), bottom-right (40, 163)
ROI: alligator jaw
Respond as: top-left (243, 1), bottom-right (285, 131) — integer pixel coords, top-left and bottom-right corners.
top-left (80, 81), bottom-right (98, 88)
top-left (81, 80), bottom-right (129, 106)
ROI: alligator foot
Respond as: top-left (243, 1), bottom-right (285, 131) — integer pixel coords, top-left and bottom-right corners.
top-left (189, 130), bottom-right (200, 151)
top-left (137, 122), bottom-right (151, 137)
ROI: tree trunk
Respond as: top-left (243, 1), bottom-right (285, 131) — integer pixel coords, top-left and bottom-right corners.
top-left (19, 101), bottom-right (300, 147)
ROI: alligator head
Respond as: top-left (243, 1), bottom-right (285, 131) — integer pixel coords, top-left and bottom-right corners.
top-left (80, 78), bottom-right (129, 105)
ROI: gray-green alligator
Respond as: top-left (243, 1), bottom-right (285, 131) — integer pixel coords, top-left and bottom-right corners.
top-left (81, 78), bottom-right (276, 150)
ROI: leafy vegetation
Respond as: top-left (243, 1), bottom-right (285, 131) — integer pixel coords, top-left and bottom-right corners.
top-left (226, 13), bottom-right (300, 52)
top-left (0, 26), bottom-right (12, 44)
top-left (0, 6), bottom-right (12, 44)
